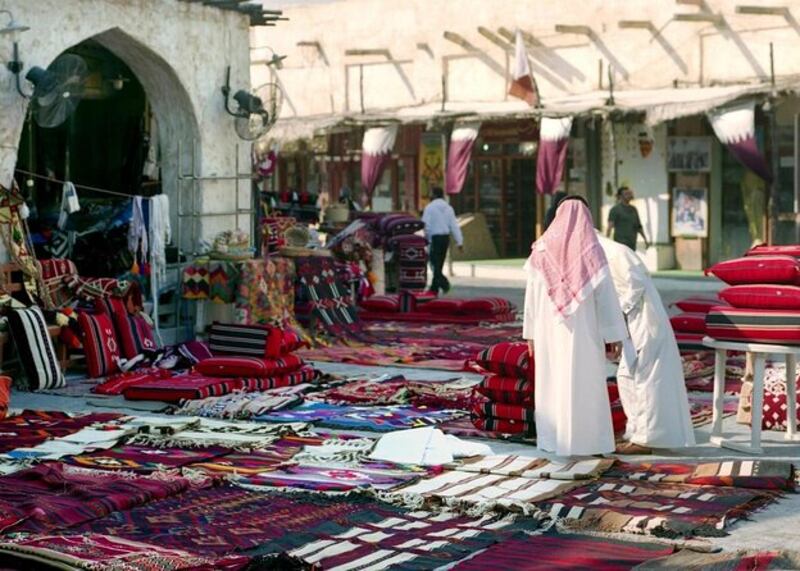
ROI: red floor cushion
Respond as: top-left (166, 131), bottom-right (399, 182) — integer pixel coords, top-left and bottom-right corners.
top-left (360, 295), bottom-right (400, 313)
top-left (669, 312), bottom-right (707, 334)
top-left (739, 372), bottom-right (800, 431)
top-left (719, 284), bottom-right (800, 310)
top-left (280, 328), bottom-right (308, 354)
top-left (706, 306), bottom-right (800, 345)
top-left (673, 296), bottom-right (724, 314)
top-left (239, 365), bottom-right (319, 392)
top-left (208, 322), bottom-right (272, 358)
top-left (471, 415), bottom-right (536, 436)
top-left (96, 297), bottom-right (157, 359)
top-left (674, 332), bottom-right (707, 351)
top-left (474, 342), bottom-right (531, 378)
top-left (123, 373), bottom-right (241, 402)
top-left (476, 375), bottom-right (534, 405)
top-left (424, 298), bottom-right (466, 314)
top-left (746, 244), bottom-right (800, 258)
top-left (78, 312), bottom-right (121, 378)
top-left (706, 255), bottom-right (800, 286)
top-left (472, 402), bottom-right (534, 423)
top-left (461, 297), bottom-right (516, 315)
top-left (195, 355), bottom-right (304, 378)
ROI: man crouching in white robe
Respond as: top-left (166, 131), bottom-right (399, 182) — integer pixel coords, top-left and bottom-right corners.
top-left (597, 233), bottom-right (696, 450)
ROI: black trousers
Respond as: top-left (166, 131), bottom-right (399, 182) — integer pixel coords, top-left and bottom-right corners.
top-left (429, 234), bottom-right (450, 294)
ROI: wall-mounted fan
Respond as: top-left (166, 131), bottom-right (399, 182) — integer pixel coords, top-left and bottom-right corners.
top-left (222, 67), bottom-right (283, 141)
top-left (25, 54), bottom-right (89, 128)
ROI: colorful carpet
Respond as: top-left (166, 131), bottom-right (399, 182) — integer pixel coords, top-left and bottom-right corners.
top-left (632, 548), bottom-right (800, 570)
top-left (543, 477), bottom-right (782, 538)
top-left (602, 460), bottom-right (795, 490)
top-left (0, 533), bottom-right (249, 570)
top-left (256, 402), bottom-right (467, 432)
top-left (176, 389), bottom-right (305, 420)
top-left (0, 411), bottom-right (122, 454)
top-left (451, 532), bottom-right (675, 570)
top-left (235, 257), bottom-right (298, 328)
top-left (64, 445), bottom-right (232, 474)
top-left (305, 377), bottom-right (476, 409)
top-left (0, 463), bottom-right (192, 534)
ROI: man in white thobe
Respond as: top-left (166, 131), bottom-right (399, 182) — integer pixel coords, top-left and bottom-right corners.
top-left (598, 233), bottom-right (695, 449)
top-left (523, 198), bottom-right (628, 457)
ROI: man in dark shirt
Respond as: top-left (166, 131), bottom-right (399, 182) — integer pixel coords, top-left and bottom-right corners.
top-left (607, 186), bottom-right (649, 251)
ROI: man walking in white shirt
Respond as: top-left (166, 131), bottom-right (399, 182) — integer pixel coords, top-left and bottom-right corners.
top-left (422, 187), bottom-right (463, 295)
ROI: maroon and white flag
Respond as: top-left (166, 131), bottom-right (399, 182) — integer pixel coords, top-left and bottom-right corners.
top-left (445, 122), bottom-right (480, 195)
top-left (708, 101), bottom-right (771, 182)
top-left (536, 116), bottom-right (572, 195)
top-left (508, 30), bottom-right (539, 106)
top-left (360, 125), bottom-right (398, 204)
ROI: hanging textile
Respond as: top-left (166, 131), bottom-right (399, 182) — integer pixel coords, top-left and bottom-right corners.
top-left (142, 114), bottom-right (160, 180)
top-left (445, 122), bottom-right (480, 195)
top-left (128, 196), bottom-right (148, 259)
top-left (148, 195), bottom-right (171, 344)
top-left (57, 182), bottom-right (80, 230)
top-left (508, 29), bottom-right (540, 106)
top-left (360, 125), bottom-right (398, 204)
top-left (708, 100), bottom-right (772, 182)
top-left (536, 116), bottom-right (573, 195)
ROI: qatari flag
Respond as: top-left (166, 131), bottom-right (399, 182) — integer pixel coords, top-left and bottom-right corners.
top-left (536, 116), bottom-right (572, 195)
top-left (445, 122), bottom-right (480, 195)
top-left (708, 101), bottom-right (772, 182)
top-left (360, 125), bottom-right (398, 204)
top-left (508, 29), bottom-right (539, 106)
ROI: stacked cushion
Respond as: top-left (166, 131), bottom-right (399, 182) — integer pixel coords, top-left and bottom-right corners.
top-left (360, 295), bottom-right (401, 313)
top-left (706, 255), bottom-right (800, 286)
top-left (8, 307), bottom-right (65, 390)
top-left (195, 354), bottom-right (305, 378)
top-left (719, 284), bottom-right (800, 310)
top-left (359, 294), bottom-right (516, 324)
top-left (673, 296), bottom-right (725, 314)
top-left (669, 312), bottom-right (707, 334)
top-left (207, 322), bottom-right (304, 359)
top-left (476, 376), bottom-right (534, 406)
top-left (95, 296), bottom-right (156, 360)
top-left (239, 365), bottom-right (319, 392)
top-left (424, 298), bottom-right (466, 314)
top-left (123, 373), bottom-right (243, 402)
top-left (745, 244), bottom-right (800, 258)
top-left (705, 306), bottom-right (800, 345)
top-left (474, 342), bottom-right (531, 378)
top-left (461, 297), bottom-right (515, 316)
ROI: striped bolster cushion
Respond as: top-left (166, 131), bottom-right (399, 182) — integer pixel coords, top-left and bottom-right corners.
top-left (195, 354), bottom-right (305, 378)
top-left (471, 402), bottom-right (534, 423)
top-left (476, 375), bottom-right (534, 405)
top-left (208, 322), bottom-right (272, 357)
top-left (675, 332), bottom-right (707, 351)
top-left (705, 306), bottom-right (800, 345)
top-left (461, 297), bottom-right (516, 315)
top-left (8, 307), bottom-right (65, 390)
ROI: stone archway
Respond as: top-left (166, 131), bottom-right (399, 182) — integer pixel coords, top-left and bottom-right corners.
top-left (90, 27), bottom-right (201, 249)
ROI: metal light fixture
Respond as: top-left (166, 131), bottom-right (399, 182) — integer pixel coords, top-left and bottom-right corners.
top-left (1, 10), bottom-right (31, 97)
top-left (265, 47), bottom-right (287, 69)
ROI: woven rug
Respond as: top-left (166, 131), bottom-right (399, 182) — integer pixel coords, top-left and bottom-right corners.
top-left (176, 388), bottom-right (305, 420)
top-left (256, 402), bottom-right (467, 432)
top-left (451, 532), bottom-right (675, 570)
top-left (633, 548), bottom-right (800, 570)
top-left (0, 533), bottom-right (248, 571)
top-left (0, 463), bottom-right (192, 534)
top-left (234, 257), bottom-right (298, 328)
top-left (542, 477), bottom-right (783, 538)
top-left (294, 256), bottom-right (369, 342)
top-left (188, 434), bottom-right (325, 477)
top-left (0, 411), bottom-right (122, 454)
top-left (602, 460), bottom-right (795, 491)
top-left (64, 445), bottom-right (232, 474)
top-left (241, 493), bottom-right (542, 570)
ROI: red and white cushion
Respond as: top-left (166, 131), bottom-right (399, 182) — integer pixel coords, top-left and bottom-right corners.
top-left (706, 255), bottom-right (800, 286)
top-left (705, 306), bottom-right (800, 345)
top-left (719, 284), bottom-right (800, 311)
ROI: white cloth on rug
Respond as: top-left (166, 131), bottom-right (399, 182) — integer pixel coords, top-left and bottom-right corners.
top-left (523, 258), bottom-right (628, 457)
top-left (598, 234), bottom-right (695, 448)
top-left (369, 427), bottom-right (491, 466)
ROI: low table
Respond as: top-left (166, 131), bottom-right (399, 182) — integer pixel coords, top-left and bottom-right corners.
top-left (703, 336), bottom-right (800, 454)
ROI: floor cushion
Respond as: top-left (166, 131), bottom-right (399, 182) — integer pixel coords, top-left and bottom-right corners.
top-left (746, 244), bottom-right (800, 258)
top-left (8, 307), bottom-right (65, 390)
top-left (461, 297), bottom-right (516, 315)
top-left (195, 354), bottom-right (305, 378)
top-left (472, 402), bottom-right (534, 423)
top-left (360, 295), bottom-right (400, 313)
top-left (471, 415), bottom-right (536, 436)
top-left (673, 297), bottom-right (725, 314)
top-left (97, 296), bottom-right (157, 359)
top-left (476, 375), bottom-right (534, 405)
top-left (239, 365), bottom-right (319, 392)
top-left (719, 284), bottom-right (800, 310)
top-left (675, 332), bottom-right (707, 351)
top-left (738, 370), bottom-right (800, 431)
top-left (706, 255), bottom-right (800, 286)
top-left (669, 312), bottom-right (707, 334)
top-left (705, 306), bottom-right (800, 345)
top-left (474, 342), bottom-right (531, 377)
top-left (280, 328), bottom-right (308, 354)
top-left (123, 373), bottom-right (241, 402)
top-left (77, 311), bottom-right (120, 378)
top-left (208, 322), bottom-right (272, 357)
top-left (424, 298), bottom-right (466, 314)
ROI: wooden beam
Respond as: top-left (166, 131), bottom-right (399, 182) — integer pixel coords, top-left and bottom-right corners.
top-left (345, 48), bottom-right (390, 57)
top-left (555, 24), bottom-right (593, 35)
top-left (735, 5), bottom-right (789, 16)
top-left (674, 12), bottom-right (724, 23)
top-left (477, 26), bottom-right (510, 49)
top-left (443, 31), bottom-right (476, 51)
top-left (618, 20), bottom-right (654, 29)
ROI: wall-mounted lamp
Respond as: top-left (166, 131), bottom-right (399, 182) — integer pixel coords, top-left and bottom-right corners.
top-left (1, 10), bottom-right (30, 97)
top-left (264, 47), bottom-right (287, 69)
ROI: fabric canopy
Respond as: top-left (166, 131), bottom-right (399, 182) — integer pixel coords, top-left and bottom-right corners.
top-left (445, 122), bottom-right (481, 195)
top-left (360, 125), bottom-right (398, 204)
